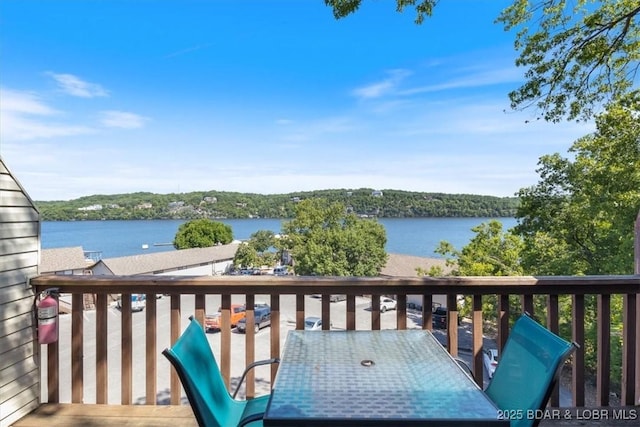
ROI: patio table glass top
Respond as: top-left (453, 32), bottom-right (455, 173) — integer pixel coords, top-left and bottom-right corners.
top-left (263, 329), bottom-right (508, 426)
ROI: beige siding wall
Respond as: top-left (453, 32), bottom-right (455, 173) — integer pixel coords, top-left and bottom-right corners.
top-left (0, 159), bottom-right (40, 427)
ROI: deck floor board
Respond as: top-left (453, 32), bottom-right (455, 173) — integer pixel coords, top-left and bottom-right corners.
top-left (10, 403), bottom-right (639, 427)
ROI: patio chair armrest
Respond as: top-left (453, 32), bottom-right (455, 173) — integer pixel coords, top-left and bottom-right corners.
top-left (232, 358), bottom-right (280, 399)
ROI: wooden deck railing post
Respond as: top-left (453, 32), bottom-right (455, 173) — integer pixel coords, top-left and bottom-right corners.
top-left (245, 294), bottom-right (256, 399)
top-left (635, 208), bottom-right (640, 405)
top-left (47, 340), bottom-right (59, 403)
top-left (346, 295), bottom-right (356, 330)
top-left (95, 293), bottom-right (108, 404)
top-left (71, 293), bottom-right (84, 404)
top-left (622, 293), bottom-right (637, 405)
top-left (446, 294), bottom-right (458, 356)
top-left (597, 294), bottom-right (611, 406)
top-left (145, 294), bottom-right (157, 405)
top-left (321, 295), bottom-right (330, 331)
top-left (497, 294), bottom-right (509, 351)
top-left (422, 294), bottom-right (433, 331)
top-left (547, 294), bottom-right (560, 406)
top-left (370, 295), bottom-right (381, 330)
top-left (572, 295), bottom-right (585, 407)
top-left (396, 294), bottom-right (407, 330)
top-left (220, 294), bottom-right (232, 390)
top-left (472, 295), bottom-right (483, 386)
top-left (169, 294), bottom-right (181, 405)
top-left (295, 294), bottom-right (305, 330)
top-left (270, 294), bottom-right (280, 383)
top-left (121, 293), bottom-right (132, 405)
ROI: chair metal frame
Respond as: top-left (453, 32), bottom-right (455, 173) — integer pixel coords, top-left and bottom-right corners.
top-left (163, 316), bottom-right (279, 427)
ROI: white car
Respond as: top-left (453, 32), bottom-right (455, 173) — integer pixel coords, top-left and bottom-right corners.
top-left (304, 316), bottom-right (332, 331)
top-left (371, 297), bottom-right (397, 313)
top-left (483, 348), bottom-right (499, 379)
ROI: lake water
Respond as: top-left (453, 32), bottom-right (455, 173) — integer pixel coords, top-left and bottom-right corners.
top-left (41, 217), bottom-right (518, 259)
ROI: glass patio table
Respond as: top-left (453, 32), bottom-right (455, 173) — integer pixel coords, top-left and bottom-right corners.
top-left (263, 330), bottom-right (508, 426)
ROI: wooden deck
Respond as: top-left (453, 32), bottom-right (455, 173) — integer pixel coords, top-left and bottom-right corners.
top-left (10, 404), bottom-right (197, 427)
top-left (10, 404), bottom-right (639, 426)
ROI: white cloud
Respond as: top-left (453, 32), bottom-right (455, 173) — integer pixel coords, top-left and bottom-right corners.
top-left (1, 88), bottom-right (58, 115)
top-left (351, 69), bottom-right (412, 99)
top-left (401, 66), bottom-right (523, 96)
top-left (100, 110), bottom-right (148, 129)
top-left (0, 88), bottom-right (95, 141)
top-left (46, 72), bottom-right (109, 98)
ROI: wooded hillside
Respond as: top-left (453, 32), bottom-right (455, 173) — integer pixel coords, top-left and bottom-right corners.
top-left (36, 188), bottom-right (519, 221)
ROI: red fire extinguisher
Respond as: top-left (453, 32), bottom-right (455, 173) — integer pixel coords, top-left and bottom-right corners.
top-left (36, 288), bottom-right (59, 344)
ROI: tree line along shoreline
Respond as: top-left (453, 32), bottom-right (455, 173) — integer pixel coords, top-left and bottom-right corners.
top-left (35, 188), bottom-right (519, 221)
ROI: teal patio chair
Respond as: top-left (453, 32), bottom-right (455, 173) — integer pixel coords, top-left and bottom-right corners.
top-left (162, 316), bottom-right (279, 427)
top-left (484, 313), bottom-right (578, 427)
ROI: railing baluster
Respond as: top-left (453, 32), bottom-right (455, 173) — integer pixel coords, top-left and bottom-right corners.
top-left (498, 295), bottom-right (509, 352)
top-left (145, 294), bottom-right (157, 405)
top-left (522, 294), bottom-right (534, 316)
top-left (572, 294), bottom-right (585, 406)
top-left (220, 294), bottom-right (232, 390)
top-left (194, 294), bottom-right (205, 326)
top-left (71, 292), bottom-right (84, 404)
top-left (245, 294), bottom-right (256, 398)
top-left (95, 293), bottom-right (108, 404)
top-left (346, 295), bottom-right (356, 330)
top-left (121, 292), bottom-right (132, 405)
top-left (169, 294), bottom-right (181, 405)
top-left (47, 335), bottom-right (59, 403)
top-left (597, 294), bottom-right (611, 406)
top-left (321, 294), bottom-right (330, 331)
top-left (295, 294), bottom-right (305, 330)
top-left (472, 295), bottom-right (483, 386)
top-left (622, 293), bottom-right (637, 405)
top-left (422, 294), bottom-right (432, 331)
top-left (547, 294), bottom-right (560, 406)
top-left (396, 294), bottom-right (407, 330)
top-left (446, 294), bottom-right (458, 356)
top-left (371, 295), bottom-right (380, 330)
top-left (270, 295), bottom-right (280, 383)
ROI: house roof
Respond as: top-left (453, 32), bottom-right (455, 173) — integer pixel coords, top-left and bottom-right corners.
top-left (41, 247), bottom-right (90, 273)
top-left (381, 253), bottom-right (452, 277)
top-left (40, 244), bottom-right (446, 278)
top-left (94, 243), bottom-right (240, 275)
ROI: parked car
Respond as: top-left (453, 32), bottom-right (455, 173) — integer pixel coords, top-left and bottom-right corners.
top-left (273, 266), bottom-right (289, 276)
top-left (237, 305), bottom-right (271, 333)
top-left (369, 297), bottom-right (397, 313)
top-left (432, 306), bottom-right (462, 329)
top-left (304, 316), bottom-right (331, 331)
top-left (483, 348), bottom-right (499, 379)
top-left (204, 304), bottom-right (246, 332)
top-left (310, 294), bottom-right (346, 302)
top-left (116, 294), bottom-right (146, 312)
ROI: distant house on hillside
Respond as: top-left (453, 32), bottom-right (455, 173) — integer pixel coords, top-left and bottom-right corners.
top-left (78, 204), bottom-right (102, 211)
top-left (371, 190), bottom-right (383, 197)
top-left (90, 243), bottom-right (239, 276)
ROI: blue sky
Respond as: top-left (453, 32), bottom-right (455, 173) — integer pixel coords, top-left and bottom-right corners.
top-left (0, 0), bottom-right (594, 201)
